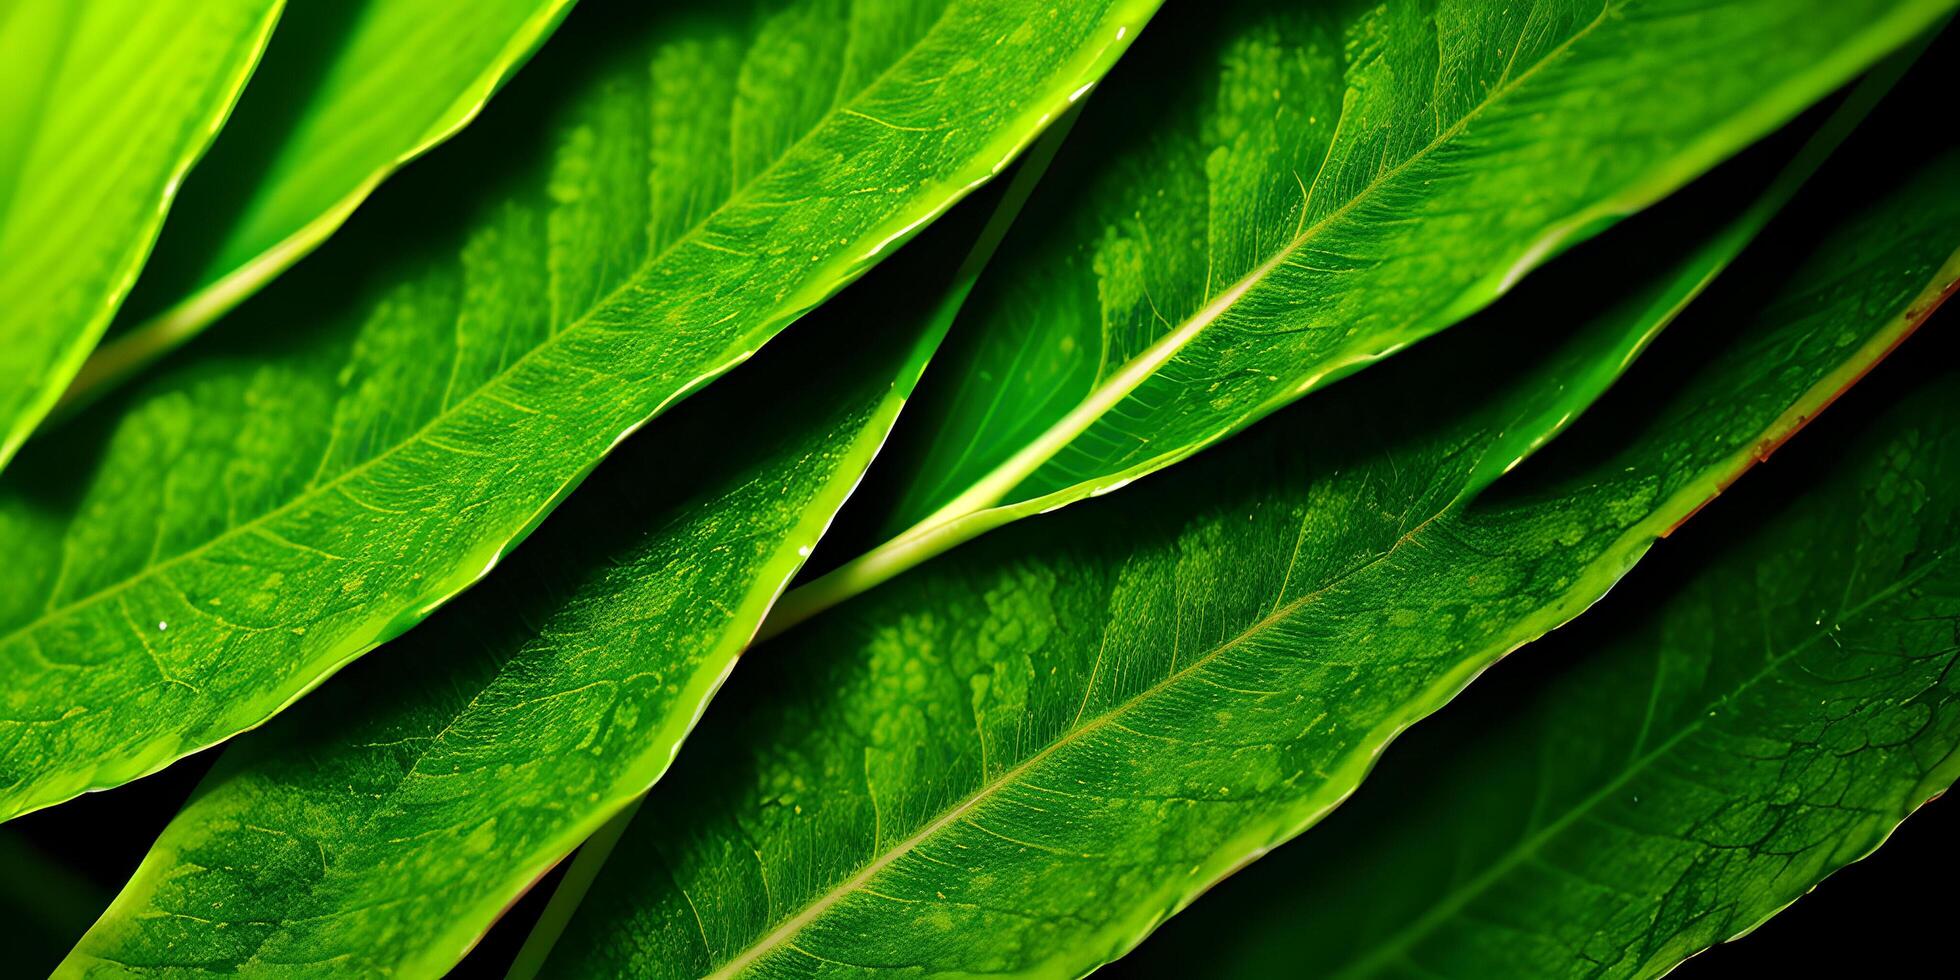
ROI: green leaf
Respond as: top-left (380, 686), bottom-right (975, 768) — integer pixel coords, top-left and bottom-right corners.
top-left (0, 0), bottom-right (280, 469)
top-left (766, 0), bottom-right (1958, 631)
top-left (55, 189), bottom-right (986, 978)
top-left (1125, 312), bottom-right (1960, 980)
top-left (60, 0), bottom-right (580, 415)
top-left (0, 0), bottom-right (1157, 824)
top-left (532, 130), bottom-right (1960, 977)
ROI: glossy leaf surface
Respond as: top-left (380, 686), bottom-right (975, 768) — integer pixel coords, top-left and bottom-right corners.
top-left (64, 0), bottom-right (580, 412)
top-left (538, 123), bottom-right (1960, 978)
top-left (58, 215), bottom-right (970, 977)
top-left (771, 0), bottom-right (1958, 627)
top-left (1128, 321), bottom-right (1960, 980)
top-left (0, 0), bottom-right (280, 468)
top-left (0, 0), bottom-right (1155, 823)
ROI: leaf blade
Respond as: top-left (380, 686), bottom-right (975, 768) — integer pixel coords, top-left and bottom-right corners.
top-left (59, 0), bottom-right (582, 414)
top-left (0, 0), bottom-right (282, 469)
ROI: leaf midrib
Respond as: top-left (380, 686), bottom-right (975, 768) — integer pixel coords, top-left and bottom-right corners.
top-left (0, 5), bottom-right (954, 651)
top-left (916, 1), bottom-right (1614, 528)
top-left (774, 1), bottom-right (1616, 647)
top-left (707, 504), bottom-right (1456, 978)
top-left (1331, 552), bottom-right (1950, 980)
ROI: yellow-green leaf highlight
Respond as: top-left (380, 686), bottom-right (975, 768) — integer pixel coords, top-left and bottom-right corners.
top-left (62, 0), bottom-right (581, 413)
top-left (0, 0), bottom-right (280, 469)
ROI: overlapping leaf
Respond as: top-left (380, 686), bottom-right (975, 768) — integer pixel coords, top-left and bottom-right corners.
top-left (1129, 323), bottom-right (1960, 980)
top-left (0, 0), bottom-right (280, 469)
top-left (62, 0), bottom-right (580, 412)
top-left (58, 197), bottom-right (990, 977)
top-left (769, 0), bottom-right (1958, 629)
top-left (532, 110), bottom-right (1960, 978)
top-left (0, 0), bottom-right (1157, 823)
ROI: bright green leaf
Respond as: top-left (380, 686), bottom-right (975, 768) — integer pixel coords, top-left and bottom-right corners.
top-left (60, 0), bottom-right (580, 415)
top-left (0, 0), bottom-right (1156, 823)
top-left (1127, 315), bottom-right (1960, 980)
top-left (767, 0), bottom-right (1958, 631)
top-left (56, 193), bottom-right (988, 978)
top-left (534, 108), bottom-right (1960, 979)
top-left (0, 0), bottom-right (280, 469)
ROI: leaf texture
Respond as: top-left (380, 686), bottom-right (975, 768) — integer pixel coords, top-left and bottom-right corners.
top-left (535, 117), bottom-right (1960, 977)
top-left (1127, 311), bottom-right (1960, 980)
top-left (0, 0), bottom-right (1157, 823)
top-left (768, 0), bottom-right (1959, 628)
top-left (0, 0), bottom-right (281, 469)
top-left (56, 203), bottom-right (983, 977)
top-left (61, 0), bottom-right (580, 413)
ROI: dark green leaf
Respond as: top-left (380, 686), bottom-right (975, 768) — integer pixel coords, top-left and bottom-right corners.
top-left (0, 0), bottom-right (279, 468)
top-left (1127, 308), bottom-right (1960, 980)
top-left (535, 110), bottom-right (1960, 979)
top-left (0, 0), bottom-right (1155, 823)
